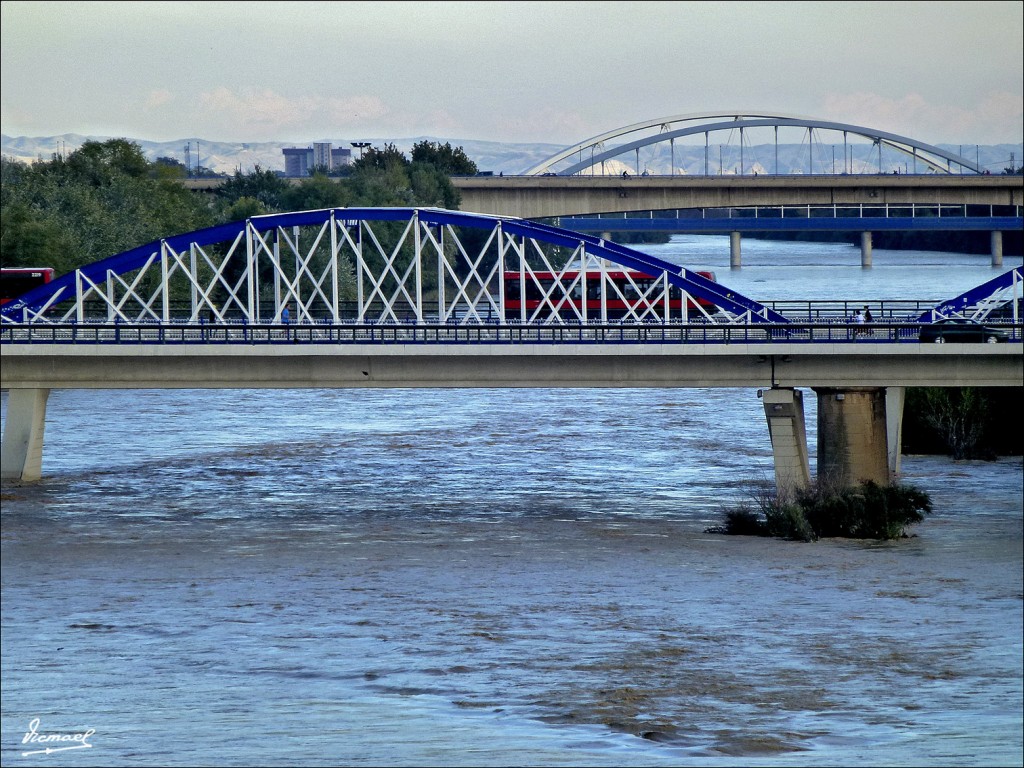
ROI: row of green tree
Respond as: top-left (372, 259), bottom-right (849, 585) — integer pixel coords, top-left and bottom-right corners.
top-left (1, 138), bottom-right (478, 276)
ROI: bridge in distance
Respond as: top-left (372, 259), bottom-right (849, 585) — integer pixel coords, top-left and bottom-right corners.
top-left (184, 110), bottom-right (1024, 266)
top-left (452, 112), bottom-right (1022, 266)
top-left (450, 174), bottom-right (1024, 220)
top-left (185, 173), bottom-right (1023, 220)
top-left (184, 160), bottom-right (1024, 267)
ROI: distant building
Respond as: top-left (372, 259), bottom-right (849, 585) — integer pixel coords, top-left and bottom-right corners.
top-left (282, 143), bottom-right (352, 177)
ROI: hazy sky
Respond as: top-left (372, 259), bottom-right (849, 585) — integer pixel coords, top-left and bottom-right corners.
top-left (2, 1), bottom-right (1022, 146)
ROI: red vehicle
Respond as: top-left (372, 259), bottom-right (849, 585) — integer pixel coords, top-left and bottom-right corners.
top-left (0, 267), bottom-right (55, 306)
top-left (502, 269), bottom-right (718, 320)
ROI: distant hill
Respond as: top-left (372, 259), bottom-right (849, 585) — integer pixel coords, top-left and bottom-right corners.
top-left (2, 132), bottom-right (1021, 177)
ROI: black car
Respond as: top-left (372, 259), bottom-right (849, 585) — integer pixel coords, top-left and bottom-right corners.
top-left (919, 317), bottom-right (1009, 343)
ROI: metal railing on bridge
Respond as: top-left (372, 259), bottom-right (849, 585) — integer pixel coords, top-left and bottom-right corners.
top-left (9, 298), bottom-right (951, 325)
top-left (3, 320), bottom-right (1020, 346)
top-left (558, 203), bottom-right (1024, 234)
top-left (564, 202), bottom-right (1022, 221)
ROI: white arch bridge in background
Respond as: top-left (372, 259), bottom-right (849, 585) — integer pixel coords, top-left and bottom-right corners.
top-left (524, 111), bottom-right (986, 177)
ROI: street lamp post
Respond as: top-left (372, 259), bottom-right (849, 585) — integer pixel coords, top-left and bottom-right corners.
top-left (351, 142), bottom-right (371, 161)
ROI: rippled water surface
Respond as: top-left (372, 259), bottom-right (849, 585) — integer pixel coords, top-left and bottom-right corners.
top-left (2, 239), bottom-right (1021, 766)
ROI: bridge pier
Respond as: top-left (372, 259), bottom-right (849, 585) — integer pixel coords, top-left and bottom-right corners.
top-left (814, 387), bottom-right (891, 488)
top-left (991, 231), bottom-right (1003, 267)
top-left (860, 232), bottom-right (873, 268)
top-left (885, 386), bottom-right (905, 476)
top-left (762, 385), bottom-right (904, 500)
top-left (730, 232), bottom-right (742, 269)
top-left (1, 388), bottom-right (50, 482)
top-left (760, 388), bottom-right (812, 499)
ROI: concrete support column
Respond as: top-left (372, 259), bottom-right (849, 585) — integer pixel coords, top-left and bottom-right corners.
top-left (814, 387), bottom-right (889, 489)
top-left (601, 232), bottom-right (612, 243)
top-left (1, 388), bottom-right (50, 482)
top-left (761, 387), bottom-right (811, 499)
top-left (730, 231), bottom-right (742, 269)
top-left (991, 231), bottom-right (1003, 268)
top-left (860, 231), bottom-right (873, 268)
top-left (885, 386), bottom-right (905, 477)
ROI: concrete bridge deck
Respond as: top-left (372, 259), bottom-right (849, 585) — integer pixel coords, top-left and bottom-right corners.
top-left (451, 174), bottom-right (1024, 218)
top-left (3, 336), bottom-right (1019, 390)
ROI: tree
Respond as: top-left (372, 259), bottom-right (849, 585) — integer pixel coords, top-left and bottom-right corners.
top-left (1, 137), bottom-right (481, 286)
top-left (222, 196), bottom-right (269, 223)
top-left (282, 173), bottom-right (352, 211)
top-left (906, 387), bottom-right (989, 459)
top-left (353, 143), bottom-right (410, 174)
top-left (409, 163), bottom-right (461, 209)
top-left (1, 143), bottom-right (214, 276)
top-left (64, 138), bottom-right (151, 182)
top-left (0, 199), bottom-right (77, 273)
top-left (153, 157), bottom-right (188, 180)
top-left (903, 387), bottom-right (1023, 458)
top-left (411, 140), bottom-right (478, 176)
top-left (215, 165), bottom-right (290, 211)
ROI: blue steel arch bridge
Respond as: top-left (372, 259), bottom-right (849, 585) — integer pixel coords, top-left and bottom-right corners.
top-left (1, 208), bottom-right (1020, 335)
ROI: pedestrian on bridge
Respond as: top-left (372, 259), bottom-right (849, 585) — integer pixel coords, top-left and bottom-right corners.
top-left (281, 303), bottom-right (290, 324)
top-left (853, 308), bottom-right (866, 337)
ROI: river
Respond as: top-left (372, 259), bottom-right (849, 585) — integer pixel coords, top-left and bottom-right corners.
top-left (1, 237), bottom-right (1021, 767)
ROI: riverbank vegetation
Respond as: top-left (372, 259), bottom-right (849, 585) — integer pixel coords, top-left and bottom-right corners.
top-left (707, 478), bottom-right (933, 542)
top-left (902, 387), bottom-right (1023, 458)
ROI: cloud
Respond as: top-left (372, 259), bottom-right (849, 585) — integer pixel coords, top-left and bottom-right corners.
top-left (822, 91), bottom-right (1024, 145)
top-left (196, 87), bottom-right (389, 139)
top-left (145, 90), bottom-right (174, 110)
top-left (324, 95), bottom-right (389, 126)
top-left (488, 108), bottom-right (594, 145)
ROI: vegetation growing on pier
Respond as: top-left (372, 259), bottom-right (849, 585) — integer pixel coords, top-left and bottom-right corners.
top-left (707, 478), bottom-right (933, 542)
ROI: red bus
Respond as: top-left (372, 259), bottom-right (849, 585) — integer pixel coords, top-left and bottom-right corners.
top-left (0, 267), bottom-right (55, 306)
top-left (503, 269), bottom-right (718, 320)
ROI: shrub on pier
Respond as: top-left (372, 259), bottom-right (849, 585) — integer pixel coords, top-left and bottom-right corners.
top-left (708, 479), bottom-right (932, 542)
